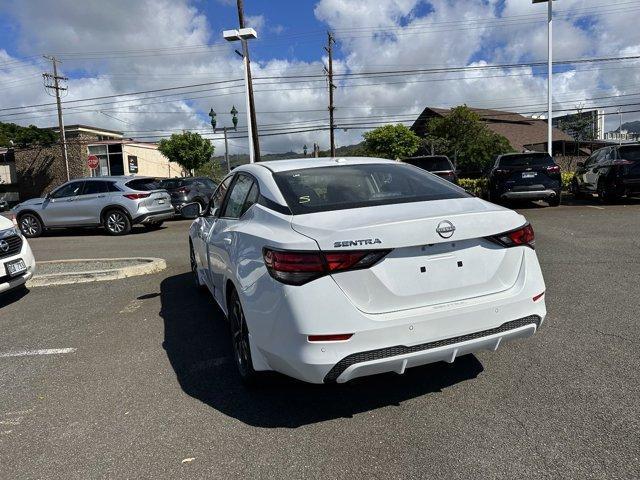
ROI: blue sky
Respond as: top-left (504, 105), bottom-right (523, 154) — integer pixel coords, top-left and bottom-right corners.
top-left (1, 0), bottom-right (639, 153)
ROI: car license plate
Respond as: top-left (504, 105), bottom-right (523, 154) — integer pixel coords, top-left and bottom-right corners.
top-left (157, 199), bottom-right (165, 204)
top-left (522, 172), bottom-right (537, 178)
top-left (5, 258), bottom-right (27, 277)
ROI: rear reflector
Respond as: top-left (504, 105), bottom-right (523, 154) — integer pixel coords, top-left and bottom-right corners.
top-left (123, 193), bottom-right (151, 200)
top-left (488, 223), bottom-right (535, 249)
top-left (308, 334), bottom-right (353, 342)
top-left (533, 291), bottom-right (545, 302)
top-left (263, 248), bottom-right (391, 285)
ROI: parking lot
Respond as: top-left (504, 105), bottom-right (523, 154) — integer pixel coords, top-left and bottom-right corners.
top-left (1, 200), bottom-right (639, 480)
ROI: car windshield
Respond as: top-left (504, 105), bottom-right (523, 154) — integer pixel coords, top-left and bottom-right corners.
top-left (160, 179), bottom-right (190, 189)
top-left (499, 153), bottom-right (553, 167)
top-left (273, 163), bottom-right (469, 215)
top-left (404, 157), bottom-right (452, 171)
top-left (619, 146), bottom-right (640, 161)
top-left (125, 178), bottom-right (161, 191)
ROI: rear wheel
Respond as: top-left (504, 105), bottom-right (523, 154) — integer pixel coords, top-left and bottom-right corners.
top-left (103, 209), bottom-right (131, 235)
top-left (597, 180), bottom-right (617, 204)
top-left (570, 178), bottom-right (584, 199)
top-left (18, 213), bottom-right (43, 238)
top-left (548, 191), bottom-right (561, 207)
top-left (228, 288), bottom-right (259, 385)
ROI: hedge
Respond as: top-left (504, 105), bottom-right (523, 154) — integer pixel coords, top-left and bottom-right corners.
top-left (459, 173), bottom-right (576, 197)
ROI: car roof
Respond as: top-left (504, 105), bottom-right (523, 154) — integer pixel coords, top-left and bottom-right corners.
top-left (236, 156), bottom-right (396, 174)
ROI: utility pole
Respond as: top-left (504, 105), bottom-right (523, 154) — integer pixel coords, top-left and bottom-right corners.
top-left (618, 107), bottom-right (622, 146)
top-left (43, 55), bottom-right (70, 181)
top-left (236, 0), bottom-right (260, 162)
top-left (324, 31), bottom-right (336, 157)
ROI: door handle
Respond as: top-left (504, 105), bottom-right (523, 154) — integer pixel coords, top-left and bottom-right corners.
top-left (97, 194), bottom-right (106, 198)
top-left (65, 198), bottom-right (75, 202)
top-left (223, 237), bottom-right (232, 245)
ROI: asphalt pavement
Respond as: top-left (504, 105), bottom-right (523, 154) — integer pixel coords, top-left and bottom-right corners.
top-left (1, 203), bottom-right (639, 480)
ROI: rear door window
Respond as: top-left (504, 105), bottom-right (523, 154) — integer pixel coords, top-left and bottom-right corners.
top-left (274, 163), bottom-right (469, 215)
top-left (82, 181), bottom-right (108, 195)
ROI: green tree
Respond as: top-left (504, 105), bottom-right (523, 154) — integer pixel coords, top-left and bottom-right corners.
top-left (363, 124), bottom-right (421, 159)
top-left (556, 107), bottom-right (597, 141)
top-left (158, 131), bottom-right (214, 174)
top-left (425, 106), bottom-right (513, 173)
top-left (195, 159), bottom-right (228, 183)
top-left (0, 122), bottom-right (58, 148)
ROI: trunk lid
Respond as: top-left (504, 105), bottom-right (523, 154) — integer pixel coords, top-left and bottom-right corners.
top-left (143, 189), bottom-right (172, 211)
top-left (291, 197), bottom-right (527, 314)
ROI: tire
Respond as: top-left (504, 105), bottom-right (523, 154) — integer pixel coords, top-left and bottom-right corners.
top-left (189, 242), bottom-right (207, 292)
top-left (548, 192), bottom-right (561, 207)
top-left (103, 209), bottom-right (131, 235)
top-left (597, 180), bottom-right (617, 204)
top-left (228, 287), bottom-right (259, 385)
top-left (18, 213), bottom-right (43, 238)
top-left (570, 178), bottom-right (584, 199)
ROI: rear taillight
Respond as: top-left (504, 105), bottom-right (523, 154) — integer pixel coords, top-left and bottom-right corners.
top-left (263, 248), bottom-right (391, 285)
top-left (488, 223), bottom-right (535, 249)
top-left (494, 169), bottom-right (509, 176)
top-left (613, 159), bottom-right (633, 166)
top-left (123, 193), bottom-right (151, 200)
top-left (546, 165), bottom-right (560, 173)
top-left (176, 187), bottom-right (191, 194)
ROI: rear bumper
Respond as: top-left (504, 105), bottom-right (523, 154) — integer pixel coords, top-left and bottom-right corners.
top-left (133, 208), bottom-right (175, 224)
top-left (502, 189), bottom-right (558, 200)
top-left (326, 316), bottom-right (540, 383)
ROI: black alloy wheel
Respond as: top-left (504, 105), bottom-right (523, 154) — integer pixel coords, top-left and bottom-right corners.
top-left (228, 288), bottom-right (258, 384)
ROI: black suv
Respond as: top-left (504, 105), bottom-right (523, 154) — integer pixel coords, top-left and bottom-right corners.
top-left (159, 176), bottom-right (217, 215)
top-left (402, 155), bottom-right (458, 184)
top-left (570, 144), bottom-right (640, 202)
top-left (487, 152), bottom-right (562, 206)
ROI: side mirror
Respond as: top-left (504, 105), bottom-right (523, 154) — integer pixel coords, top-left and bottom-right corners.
top-left (180, 202), bottom-right (201, 219)
top-left (576, 161), bottom-right (584, 168)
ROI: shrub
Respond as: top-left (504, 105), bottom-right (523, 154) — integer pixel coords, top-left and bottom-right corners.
top-left (561, 172), bottom-right (574, 190)
top-left (458, 178), bottom-right (488, 197)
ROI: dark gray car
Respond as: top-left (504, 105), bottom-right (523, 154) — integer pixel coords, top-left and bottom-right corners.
top-left (159, 177), bottom-right (217, 215)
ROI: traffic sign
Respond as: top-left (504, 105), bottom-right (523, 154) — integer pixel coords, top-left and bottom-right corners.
top-left (87, 155), bottom-right (99, 169)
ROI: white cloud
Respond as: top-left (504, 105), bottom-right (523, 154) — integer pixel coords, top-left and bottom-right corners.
top-left (1, 0), bottom-right (639, 155)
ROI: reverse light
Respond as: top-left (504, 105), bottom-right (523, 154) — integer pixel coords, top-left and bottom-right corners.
top-left (488, 223), bottom-right (535, 249)
top-left (308, 334), bottom-right (353, 342)
top-left (123, 193), bottom-right (151, 200)
top-left (263, 248), bottom-right (391, 285)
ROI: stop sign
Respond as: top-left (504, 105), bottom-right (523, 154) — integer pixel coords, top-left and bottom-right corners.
top-left (87, 155), bottom-right (99, 169)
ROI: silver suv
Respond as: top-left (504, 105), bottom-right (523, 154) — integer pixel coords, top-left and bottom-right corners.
top-left (14, 176), bottom-right (174, 237)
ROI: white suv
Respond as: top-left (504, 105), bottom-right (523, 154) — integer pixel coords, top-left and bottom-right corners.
top-left (0, 215), bottom-right (36, 294)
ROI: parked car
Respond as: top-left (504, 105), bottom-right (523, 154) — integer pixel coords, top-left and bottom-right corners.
top-left (13, 176), bottom-right (173, 238)
top-left (159, 176), bottom-right (217, 215)
top-left (0, 215), bottom-right (36, 295)
top-left (184, 157), bottom-right (546, 385)
top-left (570, 144), bottom-right (640, 202)
top-left (487, 152), bottom-right (562, 206)
top-left (402, 155), bottom-right (458, 183)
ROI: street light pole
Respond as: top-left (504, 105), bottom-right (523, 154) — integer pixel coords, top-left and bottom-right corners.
top-left (209, 107), bottom-right (238, 173)
top-left (534, 0), bottom-right (553, 157)
top-left (239, 46), bottom-right (254, 163)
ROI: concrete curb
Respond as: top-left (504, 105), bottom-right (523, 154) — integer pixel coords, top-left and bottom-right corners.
top-left (27, 257), bottom-right (167, 287)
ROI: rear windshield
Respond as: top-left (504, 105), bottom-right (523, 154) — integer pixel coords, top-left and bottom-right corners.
top-left (273, 163), bottom-right (470, 215)
top-left (159, 178), bottom-right (191, 189)
top-left (499, 153), bottom-right (553, 167)
top-left (404, 157), bottom-right (452, 171)
top-left (125, 178), bottom-right (161, 191)
top-left (618, 146), bottom-right (640, 161)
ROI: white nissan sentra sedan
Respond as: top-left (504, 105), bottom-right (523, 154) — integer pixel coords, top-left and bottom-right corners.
top-left (185, 157), bottom-right (546, 384)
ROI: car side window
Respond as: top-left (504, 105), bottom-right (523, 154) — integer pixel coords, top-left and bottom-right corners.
top-left (51, 181), bottom-right (84, 199)
top-left (107, 182), bottom-right (121, 192)
top-left (222, 174), bottom-right (254, 219)
top-left (82, 181), bottom-right (108, 195)
top-left (210, 175), bottom-right (233, 214)
top-left (240, 182), bottom-right (259, 216)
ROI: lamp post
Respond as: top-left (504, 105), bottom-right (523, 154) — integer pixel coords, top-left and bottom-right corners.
top-left (303, 144), bottom-right (308, 157)
top-left (209, 106), bottom-right (239, 173)
top-left (533, 0), bottom-right (554, 157)
top-left (223, 27), bottom-right (259, 163)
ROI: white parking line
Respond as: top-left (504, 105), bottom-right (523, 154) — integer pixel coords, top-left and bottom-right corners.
top-left (0, 348), bottom-right (76, 358)
top-left (586, 205), bottom-right (605, 210)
